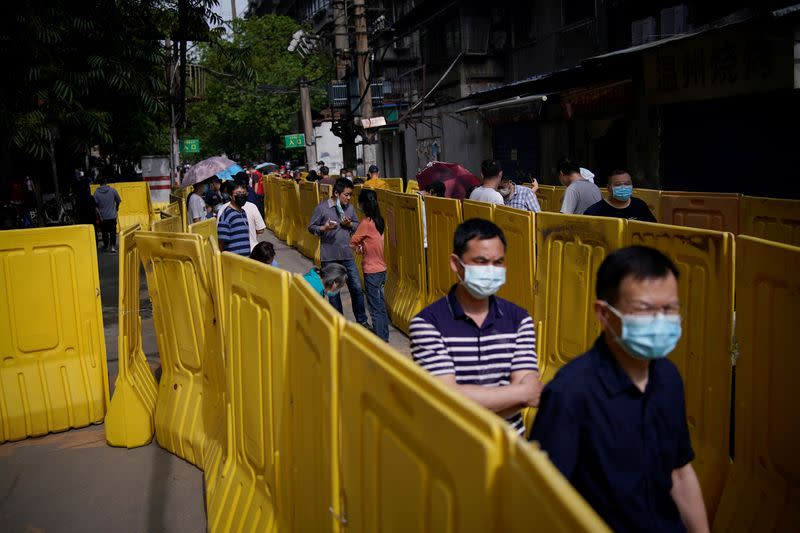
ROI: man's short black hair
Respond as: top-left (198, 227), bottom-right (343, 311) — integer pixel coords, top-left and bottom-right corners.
top-left (319, 165), bottom-right (329, 176)
top-left (426, 180), bottom-right (446, 197)
top-left (609, 169), bottom-right (630, 178)
top-left (481, 159), bottom-right (502, 179)
top-left (557, 156), bottom-right (581, 175)
top-left (595, 246), bottom-right (680, 305)
top-left (333, 177), bottom-right (353, 195)
top-left (231, 181), bottom-right (247, 192)
top-left (453, 218), bottom-right (507, 257)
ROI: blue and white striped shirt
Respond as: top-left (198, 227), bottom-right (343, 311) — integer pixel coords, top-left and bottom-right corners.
top-left (409, 286), bottom-right (538, 435)
top-left (218, 206), bottom-right (250, 256)
top-left (505, 184), bottom-right (541, 213)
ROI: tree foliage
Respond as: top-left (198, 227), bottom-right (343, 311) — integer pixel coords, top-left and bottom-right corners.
top-left (187, 15), bottom-right (332, 161)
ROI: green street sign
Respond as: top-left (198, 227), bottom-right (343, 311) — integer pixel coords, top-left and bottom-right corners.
top-left (179, 139), bottom-right (200, 153)
top-left (283, 134), bottom-right (305, 148)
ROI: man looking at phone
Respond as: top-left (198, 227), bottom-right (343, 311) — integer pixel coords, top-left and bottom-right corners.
top-left (308, 177), bottom-right (370, 328)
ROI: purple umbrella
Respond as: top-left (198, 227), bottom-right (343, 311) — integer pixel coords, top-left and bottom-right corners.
top-left (181, 156), bottom-right (239, 188)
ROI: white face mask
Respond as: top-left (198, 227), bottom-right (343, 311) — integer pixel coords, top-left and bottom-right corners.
top-left (457, 260), bottom-right (506, 299)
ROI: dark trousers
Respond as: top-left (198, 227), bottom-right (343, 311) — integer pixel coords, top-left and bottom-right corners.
top-left (100, 218), bottom-right (117, 248)
top-left (364, 271), bottom-right (389, 341)
top-left (322, 259), bottom-right (369, 326)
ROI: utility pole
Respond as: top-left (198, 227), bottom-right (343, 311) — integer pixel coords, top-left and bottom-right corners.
top-left (230, 0), bottom-right (237, 20)
top-left (166, 37), bottom-right (180, 188)
top-left (299, 77), bottom-right (317, 169)
top-left (331, 0), bottom-right (348, 81)
top-left (353, 0), bottom-right (377, 168)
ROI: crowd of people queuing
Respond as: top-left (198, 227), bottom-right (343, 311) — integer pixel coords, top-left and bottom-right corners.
top-left (40, 154), bottom-right (702, 530)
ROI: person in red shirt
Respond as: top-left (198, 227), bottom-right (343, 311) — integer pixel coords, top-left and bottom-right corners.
top-left (350, 188), bottom-right (389, 341)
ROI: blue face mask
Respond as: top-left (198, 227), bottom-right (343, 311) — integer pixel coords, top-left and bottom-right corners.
top-left (458, 260), bottom-right (506, 299)
top-left (612, 185), bottom-right (633, 201)
top-left (335, 198), bottom-right (345, 217)
top-left (605, 303), bottom-right (681, 360)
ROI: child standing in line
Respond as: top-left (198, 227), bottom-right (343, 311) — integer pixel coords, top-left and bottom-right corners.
top-left (350, 189), bottom-right (389, 342)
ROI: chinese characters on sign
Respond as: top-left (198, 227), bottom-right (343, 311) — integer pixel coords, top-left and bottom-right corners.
top-left (179, 139), bottom-right (200, 153)
top-left (644, 28), bottom-right (789, 104)
top-left (283, 134), bottom-right (305, 148)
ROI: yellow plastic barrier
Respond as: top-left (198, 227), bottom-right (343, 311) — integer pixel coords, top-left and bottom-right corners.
top-left (378, 189), bottom-right (400, 320)
top-left (634, 188), bottom-right (663, 222)
top-left (497, 430), bottom-right (611, 532)
top-left (273, 180), bottom-right (290, 243)
top-left (189, 218), bottom-right (218, 241)
top-left (105, 225), bottom-right (158, 448)
top-left (627, 221), bottom-right (734, 520)
top-left (279, 275), bottom-right (344, 533)
top-left (424, 196), bottom-right (463, 304)
top-left (286, 180), bottom-right (305, 248)
top-left (739, 195), bottom-right (800, 246)
top-left (534, 213), bottom-right (625, 381)
top-left (0, 225), bottom-right (109, 443)
top-left (169, 192), bottom-right (188, 232)
top-left (151, 215), bottom-right (182, 233)
top-left (384, 177), bottom-right (404, 192)
top-left (297, 182), bottom-right (321, 264)
top-left (136, 232), bottom-right (225, 470)
top-left (91, 181), bottom-right (155, 231)
top-left (534, 184), bottom-right (558, 212)
top-left (338, 322), bottom-right (507, 531)
top-left (553, 185), bottom-right (567, 211)
top-left (660, 192), bottom-right (740, 234)
top-left (714, 237), bottom-right (800, 533)
top-left (391, 193), bottom-right (427, 334)
top-left (406, 179), bottom-right (419, 194)
top-left (206, 253), bottom-right (290, 533)
top-left (319, 183), bottom-right (332, 199)
top-left (494, 206), bottom-right (536, 316)
top-left (462, 199), bottom-right (495, 221)
top-left (264, 176), bottom-right (278, 231)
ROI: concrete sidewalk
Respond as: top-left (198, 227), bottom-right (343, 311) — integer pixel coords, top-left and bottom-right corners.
top-left (0, 227), bottom-right (410, 533)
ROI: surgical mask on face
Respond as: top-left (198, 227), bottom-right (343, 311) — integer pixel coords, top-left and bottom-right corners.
top-left (498, 186), bottom-right (512, 198)
top-left (604, 303), bottom-right (682, 360)
top-left (233, 193), bottom-right (247, 207)
top-left (325, 287), bottom-right (340, 297)
top-left (457, 260), bottom-right (506, 299)
top-left (612, 185), bottom-right (633, 201)
top-left (335, 197), bottom-right (345, 217)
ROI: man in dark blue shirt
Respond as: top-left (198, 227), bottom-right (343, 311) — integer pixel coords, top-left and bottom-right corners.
top-left (530, 246), bottom-right (709, 533)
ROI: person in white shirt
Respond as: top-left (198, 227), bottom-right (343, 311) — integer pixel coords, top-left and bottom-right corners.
top-left (468, 159), bottom-right (505, 205)
top-left (217, 196), bottom-right (267, 251)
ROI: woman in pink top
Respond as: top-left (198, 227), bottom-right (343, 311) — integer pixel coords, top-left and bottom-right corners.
top-left (350, 189), bottom-right (389, 341)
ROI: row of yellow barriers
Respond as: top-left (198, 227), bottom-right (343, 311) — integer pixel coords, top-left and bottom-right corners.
top-left (100, 222), bottom-right (609, 532)
top-left (90, 181), bottom-right (157, 231)
top-left (265, 176), bottom-right (799, 530)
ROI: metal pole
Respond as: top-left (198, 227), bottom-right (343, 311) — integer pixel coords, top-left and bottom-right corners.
top-left (331, 0), bottom-right (348, 81)
top-left (353, 0), bottom-right (376, 167)
top-left (299, 77), bottom-right (317, 169)
top-left (230, 0), bottom-right (237, 20)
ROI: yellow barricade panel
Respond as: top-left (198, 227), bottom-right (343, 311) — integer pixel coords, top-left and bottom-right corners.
top-left (288, 181), bottom-right (306, 248)
top-left (714, 237), bottom-right (800, 533)
top-left (393, 193), bottom-right (427, 333)
top-left (151, 215), bottom-right (182, 233)
top-left (627, 221), bottom-right (734, 519)
top-left (274, 181), bottom-right (291, 242)
top-left (534, 184), bottom-right (557, 213)
top-left (189, 218), bottom-right (218, 241)
top-left (279, 276), bottom-right (343, 533)
top-left (384, 177), bottom-right (404, 192)
top-left (136, 232), bottom-right (225, 470)
top-left (169, 192), bottom-right (188, 232)
top-left (554, 186), bottom-right (567, 212)
top-left (264, 177), bottom-right (277, 230)
top-left (319, 183), bottom-right (332, 199)
top-left (106, 225), bottom-right (158, 448)
top-left (298, 182), bottom-right (321, 262)
top-left (739, 195), bottom-right (800, 247)
top-left (424, 196), bottom-right (462, 304)
top-left (462, 199), bottom-right (495, 221)
top-left (207, 253), bottom-right (290, 533)
top-left (117, 182), bottom-right (154, 231)
top-left (379, 190), bottom-right (401, 321)
top-left (339, 322), bottom-right (506, 532)
top-left (406, 179), bottom-right (420, 194)
top-left (160, 200), bottom-right (180, 219)
top-left (0, 225), bottom-right (109, 443)
top-left (535, 213), bottom-right (625, 381)
top-left (634, 188), bottom-right (663, 222)
top-left (660, 192), bottom-right (740, 234)
top-left (497, 431), bottom-right (611, 532)
top-left (494, 206), bottom-right (536, 316)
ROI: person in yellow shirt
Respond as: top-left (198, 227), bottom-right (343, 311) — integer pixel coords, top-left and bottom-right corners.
top-left (362, 164), bottom-right (388, 189)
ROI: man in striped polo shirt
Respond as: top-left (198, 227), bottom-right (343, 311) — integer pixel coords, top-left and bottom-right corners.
top-left (409, 219), bottom-right (543, 435)
top-left (217, 182), bottom-right (251, 256)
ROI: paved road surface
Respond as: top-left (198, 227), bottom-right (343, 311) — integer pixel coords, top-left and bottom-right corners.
top-left (0, 226), bottom-right (410, 533)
